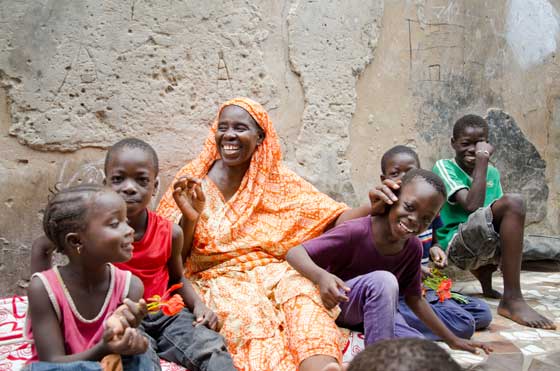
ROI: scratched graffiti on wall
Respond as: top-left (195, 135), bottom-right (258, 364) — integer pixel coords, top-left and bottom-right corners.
top-left (506, 0), bottom-right (560, 69)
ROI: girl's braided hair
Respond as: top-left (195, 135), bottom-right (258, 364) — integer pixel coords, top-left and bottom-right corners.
top-left (42, 184), bottom-right (106, 253)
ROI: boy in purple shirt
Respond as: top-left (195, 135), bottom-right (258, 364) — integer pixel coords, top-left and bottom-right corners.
top-left (380, 145), bottom-right (492, 340)
top-left (287, 169), bottom-right (491, 354)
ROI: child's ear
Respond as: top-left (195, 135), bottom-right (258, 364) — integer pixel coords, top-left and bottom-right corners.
top-left (153, 177), bottom-right (160, 197)
top-left (102, 177), bottom-right (107, 186)
top-left (380, 174), bottom-right (386, 182)
top-left (65, 233), bottom-right (82, 251)
top-left (450, 137), bottom-right (456, 146)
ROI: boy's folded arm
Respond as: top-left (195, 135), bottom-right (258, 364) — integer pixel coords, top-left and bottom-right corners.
top-left (453, 155), bottom-right (490, 212)
top-left (30, 235), bottom-right (55, 275)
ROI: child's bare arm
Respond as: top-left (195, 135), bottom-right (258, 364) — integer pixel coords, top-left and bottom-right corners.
top-left (454, 142), bottom-right (494, 212)
top-left (405, 295), bottom-right (492, 354)
top-left (30, 236), bottom-right (55, 275)
top-left (334, 180), bottom-right (401, 227)
top-left (168, 224), bottom-right (219, 330)
top-left (286, 245), bottom-right (350, 309)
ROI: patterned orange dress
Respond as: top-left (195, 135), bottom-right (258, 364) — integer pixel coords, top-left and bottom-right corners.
top-left (157, 98), bottom-right (349, 371)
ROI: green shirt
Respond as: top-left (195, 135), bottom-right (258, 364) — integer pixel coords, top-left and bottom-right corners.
top-left (432, 159), bottom-right (503, 250)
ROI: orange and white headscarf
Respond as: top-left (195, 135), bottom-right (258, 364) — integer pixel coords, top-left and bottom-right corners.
top-left (157, 97), bottom-right (347, 275)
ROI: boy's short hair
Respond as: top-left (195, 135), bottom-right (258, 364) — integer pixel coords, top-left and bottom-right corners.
top-left (453, 114), bottom-right (488, 138)
top-left (348, 338), bottom-right (461, 371)
top-left (105, 138), bottom-right (159, 176)
top-left (401, 168), bottom-right (447, 199)
top-left (380, 145), bottom-right (420, 174)
top-left (43, 184), bottom-right (106, 253)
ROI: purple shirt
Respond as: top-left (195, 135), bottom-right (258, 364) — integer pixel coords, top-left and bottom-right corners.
top-left (302, 216), bottom-right (423, 297)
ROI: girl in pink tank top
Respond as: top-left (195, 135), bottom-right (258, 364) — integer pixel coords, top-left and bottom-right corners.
top-left (25, 185), bottom-right (156, 371)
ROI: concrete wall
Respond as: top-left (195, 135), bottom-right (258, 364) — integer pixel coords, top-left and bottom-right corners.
top-left (1, 0), bottom-right (559, 295)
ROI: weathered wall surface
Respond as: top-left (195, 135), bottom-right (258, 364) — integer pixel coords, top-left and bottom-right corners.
top-left (1, 0), bottom-right (559, 295)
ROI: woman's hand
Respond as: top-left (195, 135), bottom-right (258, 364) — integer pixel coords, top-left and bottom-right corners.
top-left (103, 327), bottom-right (149, 356)
top-left (318, 272), bottom-right (350, 310)
top-left (368, 179), bottom-right (400, 216)
top-left (448, 336), bottom-right (493, 354)
top-left (429, 245), bottom-right (448, 268)
top-left (193, 301), bottom-right (219, 331)
top-left (173, 176), bottom-right (206, 222)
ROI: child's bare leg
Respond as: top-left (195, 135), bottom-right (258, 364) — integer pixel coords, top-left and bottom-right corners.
top-left (300, 355), bottom-right (342, 371)
top-left (470, 264), bottom-right (501, 299)
top-left (492, 194), bottom-right (556, 329)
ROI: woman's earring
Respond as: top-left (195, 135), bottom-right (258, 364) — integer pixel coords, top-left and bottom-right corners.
top-left (77, 246), bottom-right (82, 255)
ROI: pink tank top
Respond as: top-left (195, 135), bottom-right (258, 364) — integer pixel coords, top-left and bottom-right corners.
top-left (27, 264), bottom-right (131, 360)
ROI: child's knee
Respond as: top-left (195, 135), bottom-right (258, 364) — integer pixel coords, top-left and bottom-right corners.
top-left (364, 271), bottom-right (399, 294)
top-left (475, 307), bottom-right (493, 330)
top-left (501, 193), bottom-right (526, 216)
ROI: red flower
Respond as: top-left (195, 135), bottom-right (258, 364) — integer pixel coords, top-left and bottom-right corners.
top-left (436, 278), bottom-right (453, 302)
top-left (159, 294), bottom-right (185, 316)
top-left (147, 283), bottom-right (185, 316)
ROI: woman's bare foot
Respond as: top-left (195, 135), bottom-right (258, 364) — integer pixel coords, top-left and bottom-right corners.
top-left (471, 265), bottom-right (502, 299)
top-left (498, 297), bottom-right (556, 329)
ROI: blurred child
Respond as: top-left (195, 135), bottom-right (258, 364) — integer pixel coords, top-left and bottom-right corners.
top-left (433, 115), bottom-right (555, 329)
top-left (380, 145), bottom-right (492, 340)
top-left (287, 169), bottom-right (491, 354)
top-left (347, 338), bottom-right (461, 371)
top-left (26, 184), bottom-right (153, 370)
top-left (31, 139), bottom-right (236, 370)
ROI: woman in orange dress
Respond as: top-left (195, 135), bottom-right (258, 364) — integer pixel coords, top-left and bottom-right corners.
top-left (157, 98), bottom-right (370, 371)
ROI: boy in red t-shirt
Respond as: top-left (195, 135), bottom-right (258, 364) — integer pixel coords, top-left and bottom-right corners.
top-left (31, 138), bottom-right (236, 371)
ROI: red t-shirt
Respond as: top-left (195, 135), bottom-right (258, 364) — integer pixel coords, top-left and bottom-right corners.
top-left (115, 210), bottom-right (172, 299)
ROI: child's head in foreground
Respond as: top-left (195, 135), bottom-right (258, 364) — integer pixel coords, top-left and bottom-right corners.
top-left (104, 138), bottom-right (159, 218)
top-left (347, 338), bottom-right (461, 371)
top-left (380, 145), bottom-right (421, 182)
top-left (42, 184), bottom-right (134, 262)
top-left (385, 168), bottom-right (446, 240)
top-left (451, 114), bottom-right (489, 173)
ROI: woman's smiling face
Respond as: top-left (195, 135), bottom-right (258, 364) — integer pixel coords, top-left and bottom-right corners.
top-left (215, 105), bottom-right (264, 168)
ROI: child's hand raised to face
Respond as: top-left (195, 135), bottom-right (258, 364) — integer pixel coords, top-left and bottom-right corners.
top-left (173, 176), bottom-right (206, 222)
top-left (318, 272), bottom-right (351, 310)
top-left (475, 141), bottom-right (494, 159)
top-left (368, 179), bottom-right (400, 216)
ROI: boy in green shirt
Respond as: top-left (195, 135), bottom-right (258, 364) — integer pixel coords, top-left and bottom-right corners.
top-left (433, 114), bottom-right (555, 330)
